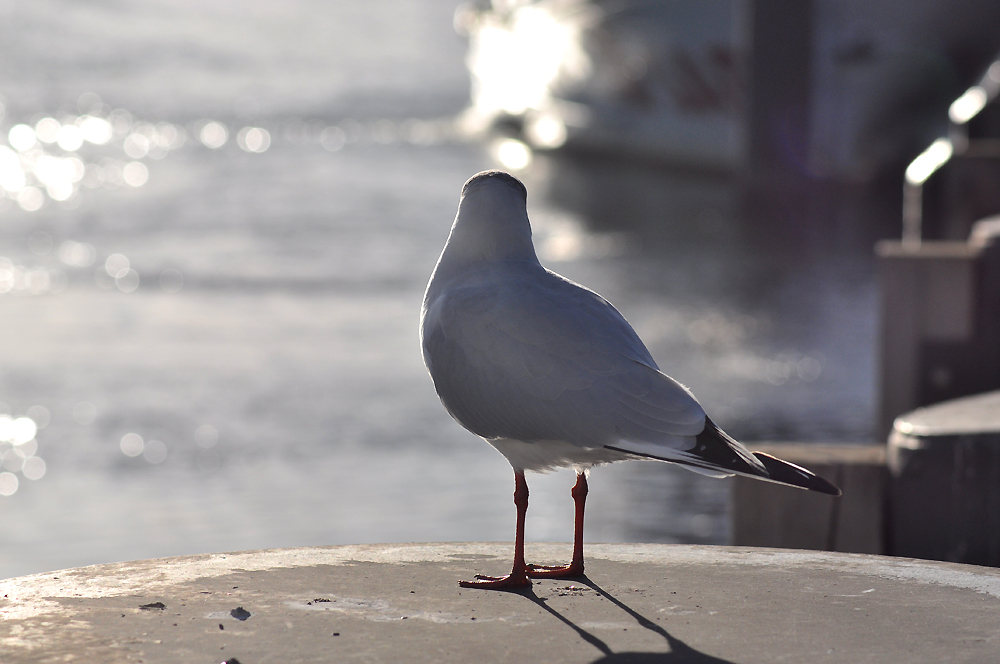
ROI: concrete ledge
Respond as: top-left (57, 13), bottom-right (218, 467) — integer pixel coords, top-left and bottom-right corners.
top-left (4, 543), bottom-right (1000, 663)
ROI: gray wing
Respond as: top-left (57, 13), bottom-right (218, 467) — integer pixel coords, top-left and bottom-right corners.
top-left (421, 267), bottom-right (707, 450)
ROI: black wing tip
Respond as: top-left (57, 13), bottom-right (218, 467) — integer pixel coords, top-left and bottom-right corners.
top-left (751, 452), bottom-right (842, 496)
top-left (696, 417), bottom-right (768, 478)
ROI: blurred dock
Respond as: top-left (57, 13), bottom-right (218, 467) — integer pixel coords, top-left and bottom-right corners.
top-left (3, 542), bottom-right (1000, 663)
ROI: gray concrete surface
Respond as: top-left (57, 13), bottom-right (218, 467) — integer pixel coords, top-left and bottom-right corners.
top-left (3, 543), bottom-right (1000, 663)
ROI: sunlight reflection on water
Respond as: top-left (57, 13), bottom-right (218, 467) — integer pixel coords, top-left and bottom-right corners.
top-left (0, 0), bottom-right (878, 581)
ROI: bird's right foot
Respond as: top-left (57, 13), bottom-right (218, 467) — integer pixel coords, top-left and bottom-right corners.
top-left (459, 571), bottom-right (531, 589)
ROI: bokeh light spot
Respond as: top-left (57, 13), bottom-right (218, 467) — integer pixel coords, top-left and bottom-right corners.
top-left (9, 125), bottom-right (37, 152)
top-left (22, 456), bottom-right (46, 480)
top-left (493, 138), bottom-right (532, 170)
top-left (116, 268), bottom-right (140, 292)
top-left (35, 118), bottom-right (60, 144)
top-left (120, 433), bottom-right (144, 457)
top-left (56, 124), bottom-right (84, 152)
top-left (73, 401), bottom-right (97, 425)
top-left (194, 424), bottom-right (219, 448)
top-left (237, 127), bottom-right (271, 153)
top-left (199, 121), bottom-right (228, 149)
top-left (12, 417), bottom-right (37, 444)
top-left (105, 253), bottom-right (130, 277)
top-left (0, 472), bottom-right (18, 496)
top-left (143, 440), bottom-right (167, 464)
top-left (159, 268), bottom-right (183, 292)
top-left (123, 161), bottom-right (149, 187)
top-left (26, 405), bottom-right (50, 429)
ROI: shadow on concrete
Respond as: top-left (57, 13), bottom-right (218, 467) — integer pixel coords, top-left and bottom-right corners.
top-left (506, 577), bottom-right (735, 663)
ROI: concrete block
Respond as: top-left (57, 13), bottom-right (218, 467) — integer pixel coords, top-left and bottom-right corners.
top-left (888, 390), bottom-right (1000, 566)
top-left (732, 443), bottom-right (887, 554)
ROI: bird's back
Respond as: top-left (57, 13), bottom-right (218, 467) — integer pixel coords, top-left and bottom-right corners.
top-left (422, 259), bottom-right (706, 451)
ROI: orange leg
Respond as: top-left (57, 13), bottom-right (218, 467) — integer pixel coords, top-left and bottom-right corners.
top-left (527, 472), bottom-right (587, 579)
top-left (459, 471), bottom-right (531, 588)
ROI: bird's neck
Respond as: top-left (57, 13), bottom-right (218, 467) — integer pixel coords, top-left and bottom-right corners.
top-left (446, 190), bottom-right (537, 264)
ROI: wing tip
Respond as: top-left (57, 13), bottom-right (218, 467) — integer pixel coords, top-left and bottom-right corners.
top-left (751, 452), bottom-right (842, 496)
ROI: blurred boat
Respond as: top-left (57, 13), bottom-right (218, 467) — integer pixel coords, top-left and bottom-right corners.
top-left (456, 0), bottom-right (1000, 182)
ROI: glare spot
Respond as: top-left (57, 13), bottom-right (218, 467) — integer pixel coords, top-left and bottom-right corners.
top-left (539, 233), bottom-right (583, 262)
top-left (0, 472), bottom-right (17, 496)
top-left (3, 448), bottom-right (25, 472)
top-left (34, 118), bottom-right (60, 144)
top-left (949, 86), bottom-right (988, 124)
top-left (34, 155), bottom-right (80, 201)
top-left (122, 161), bottom-right (149, 187)
top-left (195, 424), bottom-right (219, 449)
top-left (237, 127), bottom-right (271, 153)
top-left (468, 4), bottom-right (591, 116)
top-left (105, 253), bottom-right (130, 277)
top-left (200, 121), bottom-right (228, 149)
top-left (525, 113), bottom-right (567, 148)
top-left (123, 133), bottom-right (150, 159)
top-left (905, 138), bottom-right (952, 186)
top-left (0, 415), bottom-right (13, 441)
top-left (79, 116), bottom-right (113, 145)
top-left (159, 268), bottom-right (183, 292)
top-left (58, 240), bottom-right (97, 267)
top-left (46, 181), bottom-right (75, 202)
top-left (28, 232), bottom-right (53, 256)
top-left (120, 433), bottom-right (144, 457)
top-left (116, 268), bottom-right (140, 292)
top-left (21, 456), bottom-right (46, 480)
top-left (12, 417), bottom-right (37, 444)
top-left (17, 186), bottom-right (44, 211)
top-left (493, 138), bottom-right (532, 170)
top-left (9, 125), bottom-right (37, 152)
top-left (73, 401), bottom-right (97, 425)
top-left (56, 124), bottom-right (84, 152)
top-left (143, 439), bottom-right (167, 464)
top-left (320, 126), bottom-right (346, 152)
top-left (26, 405), bottom-right (50, 429)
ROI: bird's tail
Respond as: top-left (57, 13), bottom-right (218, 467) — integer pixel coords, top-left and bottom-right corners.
top-left (605, 417), bottom-right (841, 496)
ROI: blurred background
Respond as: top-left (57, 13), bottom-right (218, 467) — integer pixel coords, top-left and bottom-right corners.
top-left (1, 0), bottom-right (999, 579)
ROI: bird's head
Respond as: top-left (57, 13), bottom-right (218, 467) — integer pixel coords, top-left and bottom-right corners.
top-left (444, 171), bottom-right (537, 264)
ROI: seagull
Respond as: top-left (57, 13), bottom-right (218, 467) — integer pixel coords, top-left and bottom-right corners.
top-left (421, 171), bottom-right (840, 589)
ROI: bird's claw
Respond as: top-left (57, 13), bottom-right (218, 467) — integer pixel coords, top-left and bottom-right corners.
top-left (459, 571), bottom-right (531, 589)
top-left (525, 562), bottom-right (584, 579)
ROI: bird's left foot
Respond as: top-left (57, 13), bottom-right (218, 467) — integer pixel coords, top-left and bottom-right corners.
top-left (526, 562), bottom-right (584, 579)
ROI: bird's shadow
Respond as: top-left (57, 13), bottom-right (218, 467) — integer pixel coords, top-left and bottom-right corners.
top-left (500, 577), bottom-right (735, 664)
